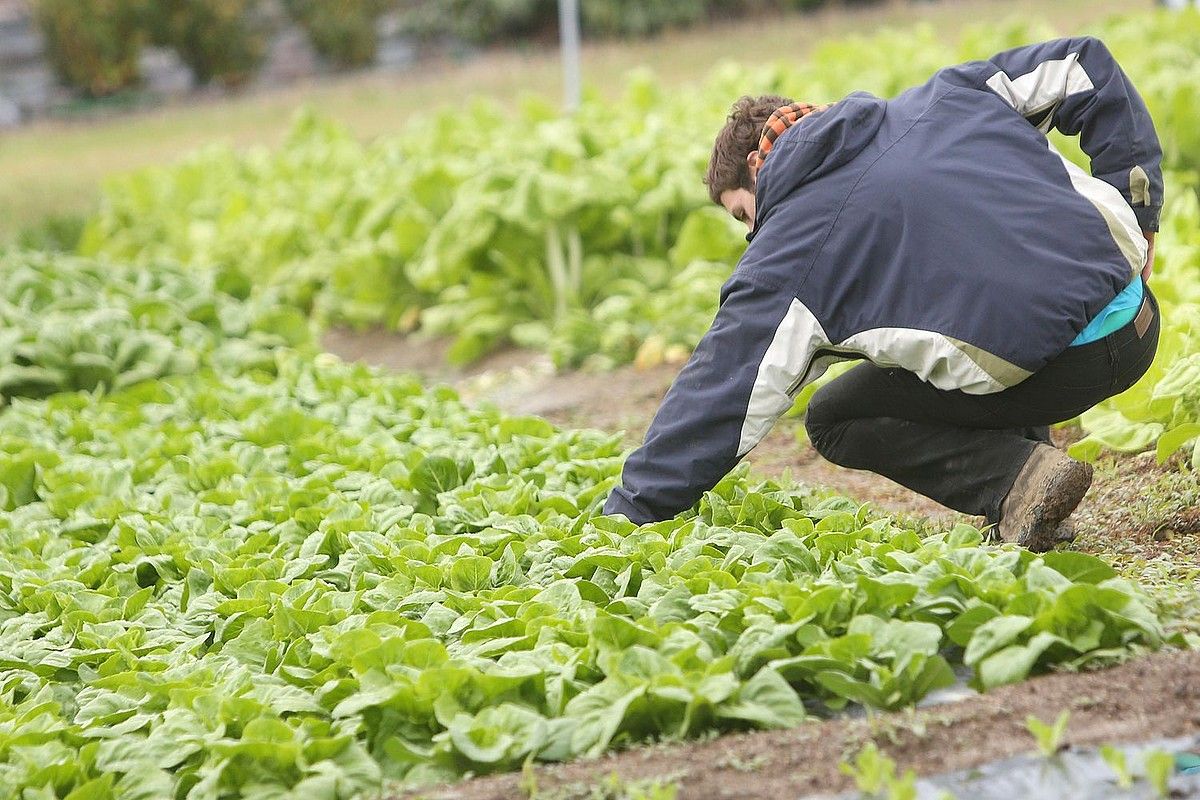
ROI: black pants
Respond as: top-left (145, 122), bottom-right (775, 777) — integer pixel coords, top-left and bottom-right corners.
top-left (805, 287), bottom-right (1160, 523)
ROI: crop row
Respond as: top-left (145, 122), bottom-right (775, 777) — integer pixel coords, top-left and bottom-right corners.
top-left (0, 337), bottom-right (1183, 796)
top-left (75, 12), bottom-right (1200, 462)
top-left (0, 252), bottom-right (312, 407)
top-left (79, 15), bottom-right (1200, 363)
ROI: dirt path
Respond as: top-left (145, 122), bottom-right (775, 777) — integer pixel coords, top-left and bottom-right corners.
top-left (393, 648), bottom-right (1200, 800)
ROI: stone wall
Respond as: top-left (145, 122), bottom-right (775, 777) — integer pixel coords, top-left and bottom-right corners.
top-left (0, 0), bottom-right (54, 127)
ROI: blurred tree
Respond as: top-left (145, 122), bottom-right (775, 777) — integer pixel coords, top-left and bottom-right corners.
top-left (396, 0), bottom-right (555, 45)
top-left (581, 0), bottom-right (707, 36)
top-left (285, 0), bottom-right (394, 68)
top-left (32, 0), bottom-right (145, 96)
top-left (145, 0), bottom-right (267, 87)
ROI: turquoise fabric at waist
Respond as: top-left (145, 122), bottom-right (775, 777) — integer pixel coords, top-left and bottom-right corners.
top-left (1070, 278), bottom-right (1144, 346)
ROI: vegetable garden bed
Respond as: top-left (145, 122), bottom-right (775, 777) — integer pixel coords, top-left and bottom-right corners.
top-left (0, 8), bottom-right (1196, 800)
top-left (395, 648), bottom-right (1200, 800)
top-left (0, 334), bottom-right (1191, 797)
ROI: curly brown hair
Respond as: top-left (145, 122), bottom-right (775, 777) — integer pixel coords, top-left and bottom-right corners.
top-left (704, 94), bottom-right (793, 205)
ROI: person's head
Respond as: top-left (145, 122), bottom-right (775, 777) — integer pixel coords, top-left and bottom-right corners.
top-left (705, 94), bottom-right (793, 231)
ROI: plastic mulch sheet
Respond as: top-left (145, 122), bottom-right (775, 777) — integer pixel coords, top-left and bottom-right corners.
top-left (821, 735), bottom-right (1200, 799)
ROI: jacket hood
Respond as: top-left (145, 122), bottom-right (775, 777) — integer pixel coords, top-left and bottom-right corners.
top-left (751, 92), bottom-right (887, 239)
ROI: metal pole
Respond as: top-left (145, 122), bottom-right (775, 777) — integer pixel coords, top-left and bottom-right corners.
top-left (558, 0), bottom-right (582, 112)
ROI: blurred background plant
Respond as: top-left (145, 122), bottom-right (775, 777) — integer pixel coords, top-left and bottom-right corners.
top-left (144, 0), bottom-right (266, 86)
top-left (31, 0), bottom-right (145, 96)
top-left (284, 0), bottom-right (391, 67)
top-left (24, 0), bottom-right (881, 99)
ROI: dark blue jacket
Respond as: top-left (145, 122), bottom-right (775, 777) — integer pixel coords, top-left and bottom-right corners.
top-left (604, 37), bottom-right (1163, 524)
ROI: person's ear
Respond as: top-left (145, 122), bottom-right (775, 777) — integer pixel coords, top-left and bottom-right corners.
top-left (747, 150), bottom-right (760, 184)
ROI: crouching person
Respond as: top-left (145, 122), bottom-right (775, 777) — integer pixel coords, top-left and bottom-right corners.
top-left (604, 37), bottom-right (1162, 550)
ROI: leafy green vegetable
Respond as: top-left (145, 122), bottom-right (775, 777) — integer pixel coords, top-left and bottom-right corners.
top-left (0, 251), bottom-right (312, 407)
top-left (3, 10), bottom-right (1195, 799)
top-left (1026, 711), bottom-right (1071, 757)
top-left (78, 10), bottom-right (1200, 401)
top-left (1143, 748), bottom-right (1174, 798)
top-left (0, 351), bottom-right (1170, 796)
top-left (1100, 745), bottom-right (1134, 789)
top-left (839, 741), bottom-right (917, 800)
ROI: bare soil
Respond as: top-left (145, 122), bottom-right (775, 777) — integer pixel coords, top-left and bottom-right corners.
top-left (322, 329), bottom-right (1200, 800)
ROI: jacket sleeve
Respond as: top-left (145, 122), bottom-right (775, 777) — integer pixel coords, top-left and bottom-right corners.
top-left (982, 36), bottom-right (1163, 231)
top-left (603, 274), bottom-right (832, 524)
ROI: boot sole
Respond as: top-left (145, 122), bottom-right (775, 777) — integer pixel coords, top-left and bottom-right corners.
top-left (1018, 459), bottom-right (1094, 552)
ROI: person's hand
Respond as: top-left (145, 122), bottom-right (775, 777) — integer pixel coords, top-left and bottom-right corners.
top-left (1142, 230), bottom-right (1155, 282)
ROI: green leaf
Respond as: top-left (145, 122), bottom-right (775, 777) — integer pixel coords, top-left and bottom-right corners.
top-left (1143, 749), bottom-right (1174, 798)
top-left (1025, 710), bottom-right (1070, 757)
top-left (1099, 745), bottom-right (1133, 789)
top-left (1157, 422), bottom-right (1200, 463)
top-left (1040, 552), bottom-right (1117, 584)
top-left (590, 611), bottom-right (657, 652)
top-left (979, 632), bottom-right (1063, 689)
top-left (446, 704), bottom-right (548, 766)
top-left (0, 454), bottom-right (39, 511)
top-left (64, 775), bottom-right (116, 800)
top-left (412, 455), bottom-right (467, 497)
top-left (716, 667), bottom-right (806, 728)
top-left (0, 364), bottom-right (65, 398)
top-left (964, 615), bottom-right (1033, 667)
top-left (815, 670), bottom-right (885, 708)
top-left (449, 556), bottom-right (494, 592)
top-left (667, 207), bottom-right (744, 267)
top-left (946, 605), bottom-right (1000, 648)
top-left (565, 681), bottom-right (646, 757)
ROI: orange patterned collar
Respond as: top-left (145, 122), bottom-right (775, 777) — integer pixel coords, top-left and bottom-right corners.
top-left (750, 102), bottom-right (833, 180)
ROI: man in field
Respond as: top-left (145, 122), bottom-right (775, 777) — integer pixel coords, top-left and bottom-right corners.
top-left (603, 38), bottom-right (1162, 551)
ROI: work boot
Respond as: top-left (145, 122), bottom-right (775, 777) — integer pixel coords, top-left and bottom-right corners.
top-left (997, 444), bottom-right (1093, 552)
